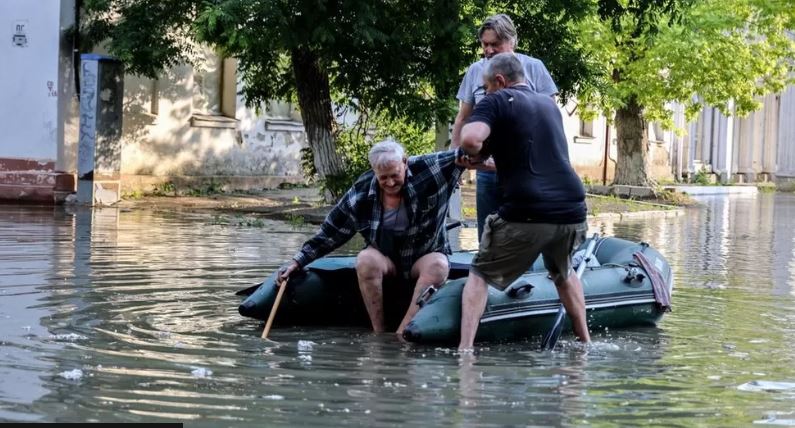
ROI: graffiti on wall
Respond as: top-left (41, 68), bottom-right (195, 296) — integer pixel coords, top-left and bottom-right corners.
top-left (78, 61), bottom-right (98, 179)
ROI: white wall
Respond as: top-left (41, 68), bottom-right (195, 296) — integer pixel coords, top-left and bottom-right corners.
top-left (0, 0), bottom-right (63, 161)
top-left (559, 100), bottom-right (615, 183)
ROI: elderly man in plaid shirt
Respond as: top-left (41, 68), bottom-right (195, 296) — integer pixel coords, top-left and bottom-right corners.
top-left (278, 139), bottom-right (470, 336)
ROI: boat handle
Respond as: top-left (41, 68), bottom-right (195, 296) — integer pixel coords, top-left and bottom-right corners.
top-left (623, 267), bottom-right (646, 283)
top-left (416, 285), bottom-right (437, 307)
top-left (506, 282), bottom-right (534, 299)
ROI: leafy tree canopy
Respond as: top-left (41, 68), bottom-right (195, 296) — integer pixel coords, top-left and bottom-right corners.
top-left (576, 0), bottom-right (795, 126)
top-left (82, 0), bottom-right (475, 124)
top-left (80, 0), bottom-right (599, 122)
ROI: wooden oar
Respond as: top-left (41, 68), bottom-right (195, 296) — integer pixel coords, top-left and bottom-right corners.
top-left (261, 277), bottom-right (288, 339)
top-left (541, 233), bottom-right (599, 350)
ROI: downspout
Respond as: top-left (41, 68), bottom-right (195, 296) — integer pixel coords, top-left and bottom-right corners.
top-left (74, 0), bottom-right (81, 101)
top-left (602, 120), bottom-right (610, 185)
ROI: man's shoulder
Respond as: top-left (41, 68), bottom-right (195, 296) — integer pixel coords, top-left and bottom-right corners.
top-left (515, 52), bottom-right (544, 66)
top-left (516, 53), bottom-right (552, 77)
top-left (512, 87), bottom-right (557, 109)
top-left (354, 169), bottom-right (375, 185)
top-left (482, 88), bottom-right (514, 104)
top-left (344, 171), bottom-right (375, 202)
top-left (464, 58), bottom-right (488, 75)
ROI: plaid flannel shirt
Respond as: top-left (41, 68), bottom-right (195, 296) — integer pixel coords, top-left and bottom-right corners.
top-left (292, 149), bottom-right (464, 278)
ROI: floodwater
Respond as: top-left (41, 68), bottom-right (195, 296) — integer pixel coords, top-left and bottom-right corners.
top-left (1, 193), bottom-right (794, 426)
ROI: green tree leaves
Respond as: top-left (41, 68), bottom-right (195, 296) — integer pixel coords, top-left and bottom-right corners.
top-left (578, 0), bottom-right (794, 125)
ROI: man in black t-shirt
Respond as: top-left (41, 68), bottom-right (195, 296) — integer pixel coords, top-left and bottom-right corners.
top-left (457, 52), bottom-right (590, 351)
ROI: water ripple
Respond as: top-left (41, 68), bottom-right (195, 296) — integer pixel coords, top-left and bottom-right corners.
top-left (1, 196), bottom-right (795, 426)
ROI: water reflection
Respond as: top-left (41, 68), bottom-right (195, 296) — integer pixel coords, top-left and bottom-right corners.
top-left (0, 207), bottom-right (64, 422)
top-left (0, 193), bottom-right (794, 425)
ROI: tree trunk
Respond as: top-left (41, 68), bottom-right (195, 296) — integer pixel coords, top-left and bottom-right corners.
top-left (291, 47), bottom-right (345, 198)
top-left (613, 97), bottom-right (654, 187)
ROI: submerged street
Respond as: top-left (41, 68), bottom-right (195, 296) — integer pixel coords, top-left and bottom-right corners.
top-left (1, 192), bottom-right (794, 426)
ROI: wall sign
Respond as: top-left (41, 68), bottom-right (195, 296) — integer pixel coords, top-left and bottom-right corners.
top-left (12, 20), bottom-right (28, 47)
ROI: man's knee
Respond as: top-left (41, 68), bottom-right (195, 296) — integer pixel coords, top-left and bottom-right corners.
top-left (356, 248), bottom-right (389, 277)
top-left (414, 253), bottom-right (449, 282)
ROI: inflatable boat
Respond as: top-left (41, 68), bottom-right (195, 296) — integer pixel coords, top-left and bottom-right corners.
top-left (237, 235), bottom-right (673, 344)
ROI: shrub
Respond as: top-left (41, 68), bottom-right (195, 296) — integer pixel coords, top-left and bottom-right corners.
top-left (303, 112), bottom-right (437, 200)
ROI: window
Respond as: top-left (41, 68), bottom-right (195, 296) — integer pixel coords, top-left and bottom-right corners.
top-left (264, 100), bottom-right (304, 131)
top-left (651, 122), bottom-right (665, 142)
top-left (266, 100), bottom-right (301, 122)
top-left (580, 119), bottom-right (594, 138)
top-left (191, 55), bottom-right (238, 129)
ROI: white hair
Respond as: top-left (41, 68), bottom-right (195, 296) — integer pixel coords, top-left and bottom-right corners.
top-left (368, 139), bottom-right (406, 169)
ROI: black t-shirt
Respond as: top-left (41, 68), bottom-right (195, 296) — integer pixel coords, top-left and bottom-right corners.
top-left (467, 85), bottom-right (586, 224)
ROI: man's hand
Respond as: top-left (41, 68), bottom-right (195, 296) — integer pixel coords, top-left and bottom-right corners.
top-left (478, 157), bottom-right (496, 172)
top-left (277, 260), bottom-right (300, 283)
top-left (456, 154), bottom-right (496, 172)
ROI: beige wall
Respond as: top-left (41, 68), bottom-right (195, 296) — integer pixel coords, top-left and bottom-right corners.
top-left (117, 49), bottom-right (309, 192)
top-left (559, 99), bottom-right (616, 184)
top-left (558, 100), bottom-right (676, 185)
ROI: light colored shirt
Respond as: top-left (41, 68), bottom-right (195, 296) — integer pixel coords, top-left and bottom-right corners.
top-left (383, 203), bottom-right (409, 232)
top-left (456, 53), bottom-right (558, 105)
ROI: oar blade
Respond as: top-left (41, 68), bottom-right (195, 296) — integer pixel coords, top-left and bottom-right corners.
top-left (541, 311), bottom-right (565, 350)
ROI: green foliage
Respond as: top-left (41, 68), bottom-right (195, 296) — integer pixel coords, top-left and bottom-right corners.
top-left (209, 214), bottom-right (229, 225)
top-left (237, 215), bottom-right (266, 228)
top-left (576, 0), bottom-right (795, 125)
top-left (756, 182), bottom-right (777, 193)
top-left (655, 188), bottom-right (698, 206)
top-left (210, 214), bottom-right (266, 228)
top-left (122, 189), bottom-right (144, 200)
top-left (304, 112), bottom-right (438, 199)
top-left (80, 0), bottom-right (203, 79)
top-left (184, 180), bottom-right (225, 196)
top-left (338, 112), bottom-right (437, 179)
top-left (286, 213), bottom-right (306, 228)
top-left (568, 0), bottom-right (795, 186)
top-left (692, 166), bottom-right (714, 185)
top-left (151, 181), bottom-right (177, 196)
top-left (189, 0), bottom-right (471, 124)
top-left (78, 0), bottom-right (602, 126)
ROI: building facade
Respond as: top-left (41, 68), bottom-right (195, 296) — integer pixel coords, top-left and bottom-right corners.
top-left (1, 1), bottom-right (792, 203)
top-left (0, 0), bottom-right (77, 203)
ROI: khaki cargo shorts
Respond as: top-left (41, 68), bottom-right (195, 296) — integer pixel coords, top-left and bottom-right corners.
top-left (470, 214), bottom-right (588, 290)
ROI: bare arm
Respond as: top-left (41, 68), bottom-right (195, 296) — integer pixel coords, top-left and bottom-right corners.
top-left (450, 101), bottom-right (474, 149)
top-left (460, 121), bottom-right (491, 160)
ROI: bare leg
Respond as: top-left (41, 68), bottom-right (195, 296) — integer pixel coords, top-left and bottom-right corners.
top-left (554, 272), bottom-right (591, 343)
top-left (356, 247), bottom-right (395, 333)
top-left (458, 272), bottom-right (489, 351)
top-left (396, 252), bottom-right (449, 336)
